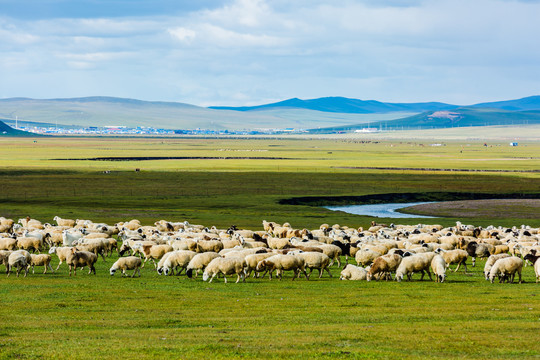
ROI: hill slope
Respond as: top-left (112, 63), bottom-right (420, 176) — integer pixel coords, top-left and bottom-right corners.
top-left (210, 96), bottom-right (458, 114)
top-left (0, 120), bottom-right (33, 136)
top-left (470, 95), bottom-right (540, 111)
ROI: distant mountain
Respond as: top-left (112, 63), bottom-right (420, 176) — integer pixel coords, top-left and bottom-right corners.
top-left (469, 95), bottom-right (540, 111)
top-left (0, 120), bottom-right (33, 136)
top-left (210, 96), bottom-right (458, 114)
top-left (307, 107), bottom-right (540, 133)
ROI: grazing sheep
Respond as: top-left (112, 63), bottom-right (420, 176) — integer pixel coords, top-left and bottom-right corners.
top-left (431, 255), bottom-right (447, 283)
top-left (195, 239), bottom-right (224, 253)
top-left (0, 250), bottom-right (12, 270)
top-left (29, 254), bottom-right (54, 274)
top-left (488, 256), bottom-right (523, 283)
top-left (289, 251), bottom-right (332, 279)
top-left (7, 252), bottom-right (28, 277)
top-left (62, 230), bottom-right (84, 247)
top-left (110, 256), bottom-right (142, 277)
top-left (186, 252), bottom-right (221, 278)
top-left (74, 239), bottom-right (107, 262)
top-left (54, 216), bottom-right (76, 227)
top-left (255, 254), bottom-right (308, 281)
top-left (158, 250), bottom-right (197, 276)
top-left (339, 264), bottom-right (367, 280)
top-left (266, 237), bottom-right (291, 250)
top-left (355, 249), bottom-right (381, 267)
top-left (466, 241), bottom-right (493, 267)
top-left (0, 237), bottom-right (18, 251)
top-left (395, 254), bottom-right (432, 282)
top-left (202, 257), bottom-right (247, 283)
top-left (523, 253), bottom-right (540, 283)
top-left (16, 236), bottom-right (43, 253)
top-left (243, 252), bottom-right (275, 278)
top-left (434, 249), bottom-right (469, 272)
top-left (316, 244), bottom-right (342, 267)
top-left (49, 246), bottom-right (75, 271)
top-left (484, 254), bottom-right (511, 280)
top-left (366, 254), bottom-right (403, 281)
top-left (136, 244), bottom-right (173, 268)
top-left (66, 250), bottom-right (97, 276)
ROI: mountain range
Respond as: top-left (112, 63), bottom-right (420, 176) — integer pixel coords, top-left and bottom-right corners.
top-left (1, 95), bottom-right (540, 133)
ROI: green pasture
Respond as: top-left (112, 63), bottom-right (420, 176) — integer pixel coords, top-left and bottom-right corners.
top-left (0, 136), bottom-right (539, 359)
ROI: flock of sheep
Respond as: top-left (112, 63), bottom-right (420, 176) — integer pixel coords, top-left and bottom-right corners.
top-left (1, 216), bottom-right (539, 284)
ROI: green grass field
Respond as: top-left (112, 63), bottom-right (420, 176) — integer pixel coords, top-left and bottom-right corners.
top-left (0, 136), bottom-right (539, 359)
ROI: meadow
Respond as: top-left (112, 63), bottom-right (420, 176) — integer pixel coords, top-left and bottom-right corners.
top-left (0, 135), bottom-right (539, 359)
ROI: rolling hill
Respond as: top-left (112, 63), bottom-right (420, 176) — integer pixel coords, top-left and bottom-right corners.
top-left (0, 120), bottom-right (34, 136)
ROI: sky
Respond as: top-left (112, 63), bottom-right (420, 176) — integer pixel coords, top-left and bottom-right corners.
top-left (1, 0), bottom-right (540, 106)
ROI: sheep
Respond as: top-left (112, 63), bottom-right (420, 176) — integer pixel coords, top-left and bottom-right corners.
top-left (316, 244), bottom-right (342, 267)
top-left (66, 250), bottom-right (97, 276)
top-left (289, 251), bottom-right (332, 279)
top-left (339, 264), bottom-right (367, 280)
top-left (169, 238), bottom-right (197, 252)
top-left (136, 244), bottom-right (173, 268)
top-left (243, 252), bottom-right (275, 278)
top-left (74, 239), bottom-right (107, 262)
top-left (488, 256), bottom-right (523, 283)
top-left (62, 230), bottom-right (84, 246)
top-left (16, 236), bottom-right (43, 253)
top-left (49, 246), bottom-right (76, 271)
top-left (523, 253), bottom-right (540, 283)
top-left (0, 250), bottom-right (12, 270)
top-left (366, 254), bottom-right (403, 281)
top-left (355, 249), bottom-right (381, 267)
top-left (255, 254), bottom-right (308, 281)
top-left (110, 256), bottom-right (142, 277)
top-left (395, 254), bottom-right (432, 282)
top-left (202, 256), bottom-right (247, 283)
top-left (0, 237), bottom-right (18, 251)
top-left (266, 237), bottom-right (291, 250)
top-left (158, 250), bottom-right (197, 276)
top-left (53, 216), bottom-right (76, 227)
top-left (195, 239), bottom-right (224, 253)
top-left (431, 255), bottom-right (447, 283)
top-left (484, 254), bottom-right (511, 280)
top-left (29, 254), bottom-right (54, 274)
top-left (434, 249), bottom-right (469, 272)
top-left (186, 252), bottom-right (221, 278)
top-left (7, 252), bottom-right (28, 277)
top-left (466, 241), bottom-right (493, 267)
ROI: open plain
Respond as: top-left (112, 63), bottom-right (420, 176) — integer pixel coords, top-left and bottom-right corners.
top-left (0, 135), bottom-right (539, 359)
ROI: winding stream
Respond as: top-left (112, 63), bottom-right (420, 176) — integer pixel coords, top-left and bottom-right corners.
top-left (324, 202), bottom-right (437, 218)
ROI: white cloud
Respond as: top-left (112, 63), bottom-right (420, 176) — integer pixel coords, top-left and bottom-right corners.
top-left (168, 27), bottom-right (196, 42)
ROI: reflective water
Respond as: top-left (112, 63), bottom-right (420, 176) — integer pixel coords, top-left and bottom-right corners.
top-left (324, 202), bottom-right (437, 218)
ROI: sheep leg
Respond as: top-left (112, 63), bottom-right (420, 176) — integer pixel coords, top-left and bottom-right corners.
top-left (32, 265), bottom-right (35, 274)
top-left (336, 256), bottom-right (341, 267)
top-left (55, 261), bottom-right (62, 271)
top-left (325, 267), bottom-right (333, 278)
top-left (223, 275), bottom-right (228, 283)
top-left (318, 268), bottom-right (323, 278)
top-left (24, 266), bottom-right (28, 277)
top-left (426, 268), bottom-right (433, 281)
top-left (472, 257), bottom-right (476, 267)
top-left (100, 251), bottom-right (106, 262)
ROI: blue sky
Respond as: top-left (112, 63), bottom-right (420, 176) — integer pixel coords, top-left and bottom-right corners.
top-left (1, 0), bottom-right (539, 106)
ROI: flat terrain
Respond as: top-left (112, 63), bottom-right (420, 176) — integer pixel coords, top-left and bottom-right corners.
top-left (0, 136), bottom-right (539, 359)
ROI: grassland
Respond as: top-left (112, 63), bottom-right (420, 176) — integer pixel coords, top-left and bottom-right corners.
top-left (0, 136), bottom-right (539, 359)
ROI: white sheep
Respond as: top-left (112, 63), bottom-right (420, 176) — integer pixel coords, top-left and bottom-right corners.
top-left (395, 254), bottom-right (432, 282)
top-left (339, 264), bottom-right (367, 280)
top-left (202, 256), bottom-right (247, 283)
top-left (243, 252), bottom-right (275, 278)
top-left (110, 256), bottom-right (142, 277)
top-left (488, 256), bottom-right (523, 283)
top-left (7, 252), bottom-right (28, 277)
top-left (158, 250), bottom-right (197, 276)
top-left (523, 253), bottom-right (539, 283)
top-left (431, 255), bottom-right (446, 283)
top-left (289, 251), bottom-right (332, 279)
top-left (66, 250), bottom-right (97, 276)
top-left (186, 252), bottom-right (221, 278)
top-left (434, 249), bottom-right (469, 272)
top-left (255, 254), bottom-right (307, 281)
top-left (355, 249), bottom-right (381, 267)
top-left (29, 254), bottom-right (54, 274)
top-left (0, 237), bottom-right (18, 251)
top-left (54, 216), bottom-right (76, 227)
top-left (484, 254), bottom-right (511, 280)
top-left (49, 246), bottom-right (75, 271)
top-left (366, 254), bottom-right (403, 281)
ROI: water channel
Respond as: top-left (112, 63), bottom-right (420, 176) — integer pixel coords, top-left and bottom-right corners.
top-left (324, 202), bottom-right (437, 218)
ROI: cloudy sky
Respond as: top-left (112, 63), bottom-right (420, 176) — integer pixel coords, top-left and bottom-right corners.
top-left (1, 0), bottom-right (539, 106)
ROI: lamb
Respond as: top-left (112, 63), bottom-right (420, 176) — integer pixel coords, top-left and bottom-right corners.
top-left (289, 251), bottom-right (332, 279)
top-left (202, 256), bottom-right (247, 283)
top-left (16, 236), bottom-right (43, 253)
top-left (110, 256), bottom-right (142, 277)
top-left (29, 254), bottom-right (54, 274)
top-left (484, 254), bottom-right (511, 280)
top-left (53, 216), bottom-right (76, 228)
top-left (431, 255), bottom-right (447, 283)
top-left (66, 250), bottom-right (97, 276)
top-left (255, 254), bottom-right (308, 281)
top-left (158, 250), bottom-right (197, 275)
top-left (355, 249), bottom-right (381, 267)
top-left (366, 254), bottom-right (403, 281)
top-left (395, 254), bottom-right (432, 282)
top-left (523, 253), bottom-right (540, 283)
top-left (434, 249), bottom-right (469, 272)
top-left (49, 246), bottom-right (76, 271)
top-left (7, 252), bottom-right (28, 277)
top-left (339, 264), bottom-right (367, 280)
top-left (186, 252), bottom-right (221, 278)
top-left (488, 256), bottom-right (523, 283)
